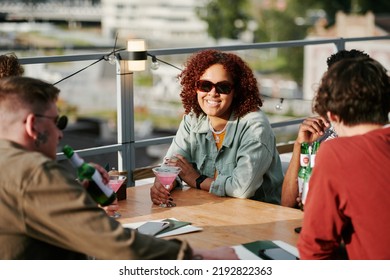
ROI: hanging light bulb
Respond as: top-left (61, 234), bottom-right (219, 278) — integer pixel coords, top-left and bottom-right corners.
top-left (104, 53), bottom-right (117, 65)
top-left (151, 55), bottom-right (160, 70)
top-left (275, 98), bottom-right (284, 110)
top-left (107, 53), bottom-right (117, 65)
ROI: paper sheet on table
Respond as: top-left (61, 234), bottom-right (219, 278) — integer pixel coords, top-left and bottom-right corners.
top-left (233, 240), bottom-right (299, 260)
top-left (122, 217), bottom-right (202, 238)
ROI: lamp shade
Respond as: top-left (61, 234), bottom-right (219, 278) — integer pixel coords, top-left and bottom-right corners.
top-left (127, 39), bottom-right (146, 71)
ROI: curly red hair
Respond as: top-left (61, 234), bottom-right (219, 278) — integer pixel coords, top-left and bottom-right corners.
top-left (178, 49), bottom-right (263, 119)
top-left (0, 53), bottom-right (24, 79)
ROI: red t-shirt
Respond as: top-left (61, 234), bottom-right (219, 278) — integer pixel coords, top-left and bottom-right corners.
top-left (298, 126), bottom-right (390, 259)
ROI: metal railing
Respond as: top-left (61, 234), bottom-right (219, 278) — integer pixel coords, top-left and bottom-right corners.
top-left (18, 35), bottom-right (390, 186)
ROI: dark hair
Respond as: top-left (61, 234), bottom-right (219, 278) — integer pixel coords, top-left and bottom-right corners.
top-left (0, 76), bottom-right (59, 114)
top-left (326, 49), bottom-right (369, 69)
top-left (314, 57), bottom-right (390, 125)
top-left (0, 53), bottom-right (25, 78)
top-left (178, 49), bottom-right (263, 118)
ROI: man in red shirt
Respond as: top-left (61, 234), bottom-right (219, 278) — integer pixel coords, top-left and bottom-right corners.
top-left (297, 57), bottom-right (390, 259)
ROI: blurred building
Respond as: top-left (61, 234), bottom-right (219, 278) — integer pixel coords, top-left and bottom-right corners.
top-left (101, 0), bottom-right (211, 48)
top-left (303, 11), bottom-right (390, 100)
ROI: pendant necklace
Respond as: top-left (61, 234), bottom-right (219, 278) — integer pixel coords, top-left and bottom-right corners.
top-left (208, 118), bottom-right (228, 143)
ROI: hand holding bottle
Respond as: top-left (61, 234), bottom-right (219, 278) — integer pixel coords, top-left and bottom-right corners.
top-left (297, 116), bottom-right (330, 144)
top-left (63, 145), bottom-right (117, 207)
top-left (78, 163), bottom-right (109, 189)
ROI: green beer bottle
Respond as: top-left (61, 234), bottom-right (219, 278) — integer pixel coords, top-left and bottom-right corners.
top-left (62, 145), bottom-right (116, 206)
top-left (310, 141), bottom-right (320, 168)
top-left (298, 166), bottom-right (306, 196)
top-left (300, 142), bottom-right (310, 167)
top-left (302, 166), bottom-right (312, 206)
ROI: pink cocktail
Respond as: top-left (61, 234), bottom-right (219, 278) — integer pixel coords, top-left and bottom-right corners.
top-left (108, 175), bottom-right (126, 218)
top-left (152, 166), bottom-right (181, 207)
top-left (108, 176), bottom-right (126, 192)
top-left (156, 173), bottom-right (178, 186)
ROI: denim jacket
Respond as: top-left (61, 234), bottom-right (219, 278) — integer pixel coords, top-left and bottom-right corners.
top-left (165, 110), bottom-right (283, 204)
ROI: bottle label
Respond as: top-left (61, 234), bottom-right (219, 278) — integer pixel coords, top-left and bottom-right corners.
top-left (69, 152), bottom-right (84, 168)
top-left (302, 181), bottom-right (309, 205)
top-left (298, 177), bottom-right (305, 194)
top-left (91, 171), bottom-right (114, 197)
top-left (310, 154), bottom-right (316, 167)
top-left (300, 154), bottom-right (310, 167)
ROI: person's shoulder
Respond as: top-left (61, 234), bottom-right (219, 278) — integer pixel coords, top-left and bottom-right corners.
top-left (380, 124), bottom-right (390, 134)
top-left (240, 109), bottom-right (271, 127)
top-left (182, 113), bottom-right (208, 132)
top-left (240, 109), bottom-right (267, 121)
top-left (183, 113), bottom-right (207, 124)
top-left (4, 140), bottom-right (51, 165)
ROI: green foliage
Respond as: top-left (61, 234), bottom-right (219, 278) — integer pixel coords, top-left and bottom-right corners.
top-left (198, 0), bottom-right (389, 85)
top-left (135, 73), bottom-right (153, 87)
top-left (196, 0), bottom-right (251, 40)
top-left (292, 0), bottom-right (390, 26)
top-left (251, 4), bottom-right (308, 84)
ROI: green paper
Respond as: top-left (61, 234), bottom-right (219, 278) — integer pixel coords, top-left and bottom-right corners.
top-left (242, 240), bottom-right (278, 256)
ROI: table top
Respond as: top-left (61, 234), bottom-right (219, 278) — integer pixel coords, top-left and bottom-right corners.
top-left (118, 184), bottom-right (303, 249)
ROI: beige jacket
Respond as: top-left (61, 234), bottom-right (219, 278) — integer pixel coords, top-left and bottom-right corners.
top-left (0, 140), bottom-right (191, 260)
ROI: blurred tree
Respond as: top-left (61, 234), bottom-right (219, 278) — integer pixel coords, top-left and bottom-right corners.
top-left (251, 1), bottom-right (309, 85)
top-left (196, 0), bottom-right (251, 41)
top-left (293, 0), bottom-right (390, 26)
top-left (248, 0), bottom-right (390, 85)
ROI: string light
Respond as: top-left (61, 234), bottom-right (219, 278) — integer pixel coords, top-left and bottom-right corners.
top-left (105, 53), bottom-right (117, 65)
top-left (146, 53), bottom-right (182, 71)
top-left (150, 55), bottom-right (160, 70)
top-left (275, 98), bottom-right (284, 110)
top-left (52, 40), bottom-right (289, 112)
top-left (105, 33), bottom-right (121, 66)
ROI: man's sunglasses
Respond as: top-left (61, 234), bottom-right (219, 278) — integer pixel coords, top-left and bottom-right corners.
top-left (195, 80), bottom-right (233, 95)
top-left (35, 114), bottom-right (68, 130)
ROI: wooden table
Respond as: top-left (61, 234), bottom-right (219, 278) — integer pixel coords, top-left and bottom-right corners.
top-left (118, 184), bottom-right (303, 249)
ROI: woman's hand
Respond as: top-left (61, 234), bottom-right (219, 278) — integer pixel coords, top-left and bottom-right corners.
top-left (167, 154), bottom-right (199, 188)
top-left (150, 178), bottom-right (173, 205)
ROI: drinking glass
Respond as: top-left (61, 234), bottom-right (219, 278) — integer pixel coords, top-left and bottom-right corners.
top-left (108, 174), bottom-right (127, 218)
top-left (152, 166), bottom-right (181, 208)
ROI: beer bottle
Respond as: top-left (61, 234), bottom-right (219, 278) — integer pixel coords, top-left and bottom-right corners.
top-left (300, 142), bottom-right (310, 167)
top-left (310, 141), bottom-right (320, 168)
top-left (298, 166), bottom-right (306, 196)
top-left (301, 166), bottom-right (312, 206)
top-left (62, 145), bottom-right (116, 206)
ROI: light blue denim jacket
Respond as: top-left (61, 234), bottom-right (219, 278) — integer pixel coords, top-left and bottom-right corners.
top-left (165, 110), bottom-right (283, 204)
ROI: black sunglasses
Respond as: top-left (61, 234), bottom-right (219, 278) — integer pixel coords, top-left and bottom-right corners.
top-left (196, 80), bottom-right (233, 95)
top-left (35, 114), bottom-right (68, 130)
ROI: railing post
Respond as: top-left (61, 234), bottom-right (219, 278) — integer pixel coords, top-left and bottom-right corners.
top-left (334, 37), bottom-right (346, 51)
top-left (116, 59), bottom-right (136, 187)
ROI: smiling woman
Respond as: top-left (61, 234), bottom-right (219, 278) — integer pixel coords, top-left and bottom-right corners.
top-left (149, 49), bottom-right (284, 206)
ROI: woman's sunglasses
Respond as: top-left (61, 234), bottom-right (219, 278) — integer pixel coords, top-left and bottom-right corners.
top-left (195, 80), bottom-right (233, 95)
